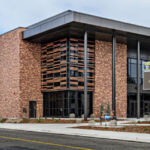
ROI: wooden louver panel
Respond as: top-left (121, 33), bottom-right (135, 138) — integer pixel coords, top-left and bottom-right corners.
top-left (41, 37), bottom-right (95, 92)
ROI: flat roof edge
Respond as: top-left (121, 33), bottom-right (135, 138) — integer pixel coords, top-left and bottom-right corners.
top-left (23, 10), bottom-right (150, 39)
top-left (73, 11), bottom-right (150, 37)
top-left (23, 10), bottom-right (74, 39)
top-left (28, 10), bottom-right (73, 29)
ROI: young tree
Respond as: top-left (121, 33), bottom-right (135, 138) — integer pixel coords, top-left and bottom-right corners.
top-left (106, 103), bottom-right (110, 116)
top-left (100, 103), bottom-right (104, 117)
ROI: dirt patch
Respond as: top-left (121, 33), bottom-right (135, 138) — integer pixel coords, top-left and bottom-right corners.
top-left (73, 126), bottom-right (150, 134)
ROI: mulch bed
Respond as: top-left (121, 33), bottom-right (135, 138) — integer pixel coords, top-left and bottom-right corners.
top-left (20, 119), bottom-right (88, 124)
top-left (137, 121), bottom-right (150, 124)
top-left (20, 119), bottom-right (124, 124)
top-left (123, 121), bottom-right (150, 125)
top-left (73, 126), bottom-right (150, 134)
top-left (1, 118), bottom-right (126, 124)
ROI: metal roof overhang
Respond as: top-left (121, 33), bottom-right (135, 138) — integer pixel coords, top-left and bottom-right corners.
top-left (23, 10), bottom-right (150, 42)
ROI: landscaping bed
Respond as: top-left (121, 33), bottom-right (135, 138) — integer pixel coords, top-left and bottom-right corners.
top-left (122, 121), bottom-right (150, 124)
top-left (73, 125), bottom-right (150, 134)
top-left (135, 121), bottom-right (150, 124)
top-left (0, 118), bottom-right (85, 124)
top-left (0, 118), bottom-right (100, 124)
top-left (0, 118), bottom-right (125, 124)
top-left (20, 118), bottom-right (86, 124)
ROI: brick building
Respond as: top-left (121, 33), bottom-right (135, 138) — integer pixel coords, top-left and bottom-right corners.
top-left (0, 10), bottom-right (150, 119)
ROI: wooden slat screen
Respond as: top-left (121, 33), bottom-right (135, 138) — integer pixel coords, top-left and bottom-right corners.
top-left (41, 37), bottom-right (95, 92)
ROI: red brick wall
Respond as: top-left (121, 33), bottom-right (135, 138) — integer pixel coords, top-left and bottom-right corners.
top-left (0, 29), bottom-right (21, 118)
top-left (19, 29), bottom-right (43, 118)
top-left (94, 39), bottom-right (127, 118)
top-left (0, 28), bottom-right (43, 118)
top-left (116, 43), bottom-right (127, 117)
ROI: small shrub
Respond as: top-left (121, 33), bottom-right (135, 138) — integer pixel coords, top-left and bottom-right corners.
top-left (144, 127), bottom-right (148, 132)
top-left (74, 120), bottom-right (76, 123)
top-left (22, 118), bottom-right (30, 123)
top-left (122, 126), bottom-right (126, 130)
top-left (38, 119), bottom-right (44, 123)
top-left (137, 121), bottom-right (141, 124)
top-left (0, 118), bottom-right (7, 123)
top-left (55, 119), bottom-right (59, 123)
top-left (106, 103), bottom-right (110, 116)
top-left (100, 103), bottom-right (104, 117)
top-left (104, 127), bottom-right (109, 129)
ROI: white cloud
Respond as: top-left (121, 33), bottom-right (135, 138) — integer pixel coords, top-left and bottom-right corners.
top-left (0, 0), bottom-right (150, 34)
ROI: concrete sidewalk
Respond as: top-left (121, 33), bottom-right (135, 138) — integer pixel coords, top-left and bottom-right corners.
top-left (0, 122), bottom-right (150, 143)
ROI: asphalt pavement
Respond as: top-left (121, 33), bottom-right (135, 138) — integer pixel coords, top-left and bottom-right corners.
top-left (0, 129), bottom-right (150, 150)
top-left (0, 122), bottom-right (150, 143)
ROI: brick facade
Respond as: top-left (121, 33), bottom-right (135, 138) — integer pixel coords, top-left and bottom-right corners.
top-left (94, 39), bottom-right (127, 118)
top-left (0, 29), bottom-right (21, 118)
top-left (0, 28), bottom-right (127, 119)
top-left (0, 28), bottom-right (42, 118)
top-left (19, 31), bottom-right (42, 118)
top-left (116, 42), bottom-right (127, 117)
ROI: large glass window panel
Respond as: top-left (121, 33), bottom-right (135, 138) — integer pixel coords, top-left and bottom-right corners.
top-left (130, 63), bottom-right (136, 78)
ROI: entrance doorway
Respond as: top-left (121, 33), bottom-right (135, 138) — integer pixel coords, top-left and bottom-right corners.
top-left (128, 93), bottom-right (150, 117)
top-left (127, 94), bottom-right (137, 117)
top-left (43, 91), bottom-right (93, 118)
top-left (130, 100), bottom-right (137, 117)
top-left (143, 101), bottom-right (150, 115)
top-left (29, 101), bottom-right (36, 118)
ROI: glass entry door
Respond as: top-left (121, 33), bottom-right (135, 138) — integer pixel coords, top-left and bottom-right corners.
top-left (130, 100), bottom-right (137, 117)
top-left (142, 94), bottom-right (150, 116)
top-left (143, 101), bottom-right (150, 115)
top-left (127, 94), bottom-right (137, 118)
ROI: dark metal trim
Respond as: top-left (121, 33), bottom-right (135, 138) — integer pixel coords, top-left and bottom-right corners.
top-left (67, 90), bottom-right (70, 116)
top-left (137, 40), bottom-right (141, 118)
top-left (67, 37), bottom-right (70, 89)
top-left (112, 32), bottom-right (116, 120)
top-left (75, 91), bottom-right (78, 117)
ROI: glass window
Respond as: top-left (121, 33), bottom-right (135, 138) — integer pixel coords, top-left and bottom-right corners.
top-left (70, 70), bottom-right (78, 77)
top-left (127, 58), bottom-right (137, 84)
top-left (54, 82), bottom-right (60, 87)
top-left (79, 82), bottom-right (84, 86)
top-left (127, 58), bottom-right (150, 84)
top-left (130, 59), bottom-right (136, 63)
top-left (130, 63), bottom-right (136, 78)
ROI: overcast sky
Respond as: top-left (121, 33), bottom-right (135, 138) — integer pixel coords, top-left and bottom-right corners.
top-left (0, 0), bottom-right (150, 35)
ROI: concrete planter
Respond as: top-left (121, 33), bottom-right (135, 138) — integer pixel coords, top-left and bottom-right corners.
top-left (144, 115), bottom-right (149, 121)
